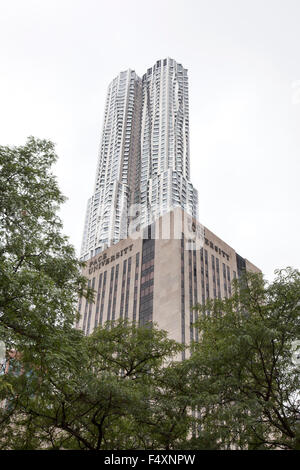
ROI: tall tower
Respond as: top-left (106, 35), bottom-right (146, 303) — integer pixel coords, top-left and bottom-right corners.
top-left (78, 59), bottom-right (260, 343)
top-left (81, 70), bottom-right (142, 261)
top-left (140, 58), bottom-right (198, 226)
top-left (80, 59), bottom-right (198, 260)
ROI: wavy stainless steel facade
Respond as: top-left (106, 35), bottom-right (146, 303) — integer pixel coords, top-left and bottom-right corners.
top-left (140, 58), bottom-right (198, 227)
top-left (80, 58), bottom-right (198, 261)
top-left (81, 70), bottom-right (142, 260)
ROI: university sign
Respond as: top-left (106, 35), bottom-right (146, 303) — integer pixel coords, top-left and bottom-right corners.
top-left (88, 244), bottom-right (134, 274)
top-left (204, 237), bottom-right (230, 261)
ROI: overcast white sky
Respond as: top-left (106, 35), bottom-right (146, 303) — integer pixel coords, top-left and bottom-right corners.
top-left (1, 0), bottom-right (299, 281)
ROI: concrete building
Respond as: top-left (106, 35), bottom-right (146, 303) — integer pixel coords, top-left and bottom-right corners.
top-left (77, 208), bottom-right (260, 348)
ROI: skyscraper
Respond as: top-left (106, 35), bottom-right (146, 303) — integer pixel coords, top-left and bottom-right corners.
top-left (78, 58), bottom-right (260, 346)
top-left (81, 69), bottom-right (142, 260)
top-left (80, 59), bottom-right (198, 261)
top-left (140, 58), bottom-right (198, 227)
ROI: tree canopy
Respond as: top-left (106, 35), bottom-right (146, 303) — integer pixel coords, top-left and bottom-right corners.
top-left (0, 137), bottom-right (92, 390)
top-left (188, 268), bottom-right (300, 450)
top-left (1, 320), bottom-right (190, 450)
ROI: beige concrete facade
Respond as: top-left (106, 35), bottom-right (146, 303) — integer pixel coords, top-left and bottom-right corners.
top-left (78, 208), bottom-right (260, 345)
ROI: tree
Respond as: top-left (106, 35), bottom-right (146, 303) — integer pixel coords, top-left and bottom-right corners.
top-left (189, 268), bottom-right (300, 450)
top-left (0, 320), bottom-right (190, 450)
top-left (0, 137), bottom-right (92, 389)
top-left (0, 137), bottom-right (193, 450)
